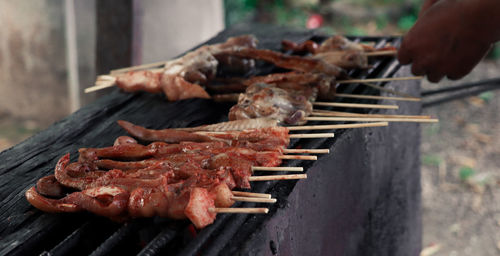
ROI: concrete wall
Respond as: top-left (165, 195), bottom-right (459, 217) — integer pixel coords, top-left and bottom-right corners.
top-left (0, 0), bottom-right (223, 126)
top-left (0, 0), bottom-right (69, 125)
top-left (137, 0), bottom-right (224, 63)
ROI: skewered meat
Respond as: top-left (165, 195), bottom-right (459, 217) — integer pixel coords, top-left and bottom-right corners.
top-left (282, 38), bottom-right (370, 69)
top-left (313, 51), bottom-right (368, 70)
top-left (227, 47), bottom-right (346, 77)
top-left (27, 156), bottom-right (237, 228)
top-left (228, 83), bottom-right (313, 125)
top-left (117, 121), bottom-right (290, 149)
top-left (282, 35), bottom-right (398, 69)
top-left (26, 184), bottom-right (220, 228)
top-left (35, 175), bottom-right (68, 198)
top-left (111, 35), bottom-right (258, 101)
top-left (282, 35), bottom-right (382, 54)
top-left (209, 71), bottom-right (337, 101)
top-left (174, 118), bottom-right (279, 132)
top-left (117, 120), bottom-right (214, 144)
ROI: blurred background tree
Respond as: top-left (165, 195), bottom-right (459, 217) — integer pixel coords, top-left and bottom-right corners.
top-left (224, 0), bottom-right (421, 35)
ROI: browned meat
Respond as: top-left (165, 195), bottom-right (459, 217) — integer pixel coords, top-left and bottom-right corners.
top-left (113, 136), bottom-right (138, 146)
top-left (228, 83), bottom-right (313, 125)
top-left (227, 47), bottom-right (346, 77)
top-left (111, 35), bottom-right (258, 101)
top-left (117, 120), bottom-right (213, 143)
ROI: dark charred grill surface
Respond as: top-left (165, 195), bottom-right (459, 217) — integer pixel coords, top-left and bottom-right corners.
top-left (0, 24), bottom-right (421, 255)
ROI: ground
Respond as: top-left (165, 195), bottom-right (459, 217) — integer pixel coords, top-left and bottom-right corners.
top-left (0, 61), bottom-right (499, 256)
top-left (420, 60), bottom-right (500, 256)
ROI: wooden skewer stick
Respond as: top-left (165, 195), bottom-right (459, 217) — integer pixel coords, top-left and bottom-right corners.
top-left (85, 82), bottom-right (116, 93)
top-left (364, 50), bottom-right (397, 57)
top-left (289, 133), bottom-right (335, 138)
top-left (248, 174), bottom-right (307, 181)
top-left (251, 166), bottom-right (303, 172)
top-left (209, 207), bottom-right (269, 214)
top-left (337, 76), bottom-right (423, 84)
top-left (312, 110), bottom-right (431, 119)
top-left (282, 148), bottom-right (329, 154)
top-left (196, 132), bottom-right (334, 139)
top-left (110, 61), bottom-right (167, 74)
top-left (313, 102), bottom-right (399, 109)
top-left (305, 116), bottom-right (439, 123)
top-left (288, 122), bottom-right (388, 131)
top-left (335, 93), bottom-right (421, 102)
top-left (231, 196), bottom-right (277, 203)
top-left (232, 191), bottom-right (272, 199)
top-left (279, 155), bottom-right (317, 160)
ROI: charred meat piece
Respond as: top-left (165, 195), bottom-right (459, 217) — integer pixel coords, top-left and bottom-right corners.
top-left (228, 83), bottom-right (313, 125)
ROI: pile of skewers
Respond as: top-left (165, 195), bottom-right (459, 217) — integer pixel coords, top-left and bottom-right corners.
top-left (26, 34), bottom-right (438, 229)
top-left (26, 120), bottom-right (335, 229)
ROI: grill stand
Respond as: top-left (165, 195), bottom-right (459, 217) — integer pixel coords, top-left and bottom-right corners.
top-left (222, 67), bottom-right (422, 255)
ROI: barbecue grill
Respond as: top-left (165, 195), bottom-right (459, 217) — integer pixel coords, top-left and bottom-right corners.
top-left (0, 24), bottom-right (421, 255)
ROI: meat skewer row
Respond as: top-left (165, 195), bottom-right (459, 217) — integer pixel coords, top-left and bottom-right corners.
top-left (26, 181), bottom-right (269, 229)
top-left (281, 35), bottom-right (397, 55)
top-left (87, 35), bottom-right (258, 101)
top-left (209, 71), bottom-right (421, 102)
top-left (117, 121), bottom-right (393, 147)
top-left (27, 151), bottom-right (305, 228)
top-left (227, 83), bottom-right (400, 125)
top-left (76, 137), bottom-right (310, 188)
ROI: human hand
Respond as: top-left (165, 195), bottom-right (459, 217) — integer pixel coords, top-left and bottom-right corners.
top-left (398, 0), bottom-right (493, 82)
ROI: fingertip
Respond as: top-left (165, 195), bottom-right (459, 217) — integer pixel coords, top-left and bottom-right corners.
top-left (446, 73), bottom-right (465, 81)
top-left (397, 37), bottom-right (412, 65)
top-left (411, 64), bottom-right (426, 76)
top-left (427, 73), bottom-right (444, 83)
top-left (397, 49), bottom-right (411, 65)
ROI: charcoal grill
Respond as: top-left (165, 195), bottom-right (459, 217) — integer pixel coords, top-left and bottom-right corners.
top-left (0, 24), bottom-right (421, 255)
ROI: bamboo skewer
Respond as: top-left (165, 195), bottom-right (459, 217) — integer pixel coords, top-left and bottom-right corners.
top-left (279, 155), bottom-right (317, 160)
top-left (337, 76), bottom-right (423, 84)
top-left (209, 208), bottom-right (269, 214)
top-left (289, 133), bottom-right (335, 138)
top-left (110, 61), bottom-right (167, 74)
top-left (312, 110), bottom-right (431, 119)
top-left (282, 148), bottom-right (329, 154)
top-left (232, 191), bottom-right (272, 199)
top-left (335, 93), bottom-right (421, 102)
top-left (196, 131), bottom-right (335, 138)
top-left (249, 174), bottom-right (307, 181)
top-left (305, 116), bottom-right (439, 123)
top-left (231, 196), bottom-right (277, 203)
top-left (288, 122), bottom-right (388, 131)
top-left (313, 102), bottom-right (399, 109)
top-left (365, 50), bottom-right (397, 57)
top-left (85, 82), bottom-right (116, 93)
top-left (251, 166), bottom-right (303, 172)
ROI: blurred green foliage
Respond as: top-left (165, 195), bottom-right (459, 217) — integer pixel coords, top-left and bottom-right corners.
top-left (459, 167), bottom-right (475, 181)
top-left (224, 0), bottom-right (422, 34)
top-left (223, 0), bottom-right (257, 26)
top-left (478, 91), bottom-right (495, 102)
top-left (397, 14), bottom-right (417, 31)
top-left (422, 154), bottom-right (443, 167)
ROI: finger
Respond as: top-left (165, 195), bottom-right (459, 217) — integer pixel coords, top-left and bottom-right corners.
top-left (426, 71), bottom-right (445, 83)
top-left (411, 63), bottom-right (426, 76)
top-left (419, 0), bottom-right (440, 17)
top-left (397, 37), bottom-right (412, 65)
